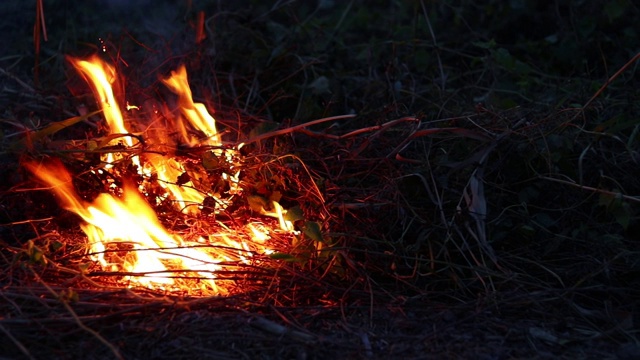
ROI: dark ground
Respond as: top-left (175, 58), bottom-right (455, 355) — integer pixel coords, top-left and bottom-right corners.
top-left (1, 1), bottom-right (639, 359)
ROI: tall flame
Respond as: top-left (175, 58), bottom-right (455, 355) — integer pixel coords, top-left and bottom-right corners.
top-left (68, 55), bottom-right (139, 167)
top-left (68, 56), bottom-right (128, 136)
top-left (161, 65), bottom-right (222, 148)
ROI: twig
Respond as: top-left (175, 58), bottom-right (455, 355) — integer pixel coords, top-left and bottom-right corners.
top-left (420, 1), bottom-right (446, 90)
top-left (0, 67), bottom-right (36, 93)
top-left (0, 323), bottom-right (35, 360)
top-left (241, 114), bottom-right (356, 145)
top-left (579, 51), bottom-right (640, 113)
top-left (249, 316), bottom-right (316, 343)
top-left (539, 175), bottom-right (640, 204)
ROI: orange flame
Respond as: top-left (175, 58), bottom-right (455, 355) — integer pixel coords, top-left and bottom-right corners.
top-left (144, 153), bottom-right (206, 214)
top-left (68, 55), bottom-right (139, 167)
top-left (25, 160), bottom-right (223, 292)
top-left (68, 56), bottom-right (128, 136)
top-left (29, 56), bottom-right (298, 295)
top-left (161, 65), bottom-right (221, 148)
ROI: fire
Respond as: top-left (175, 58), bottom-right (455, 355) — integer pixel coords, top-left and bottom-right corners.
top-left (160, 65), bottom-right (222, 148)
top-left (25, 160), bottom-right (223, 292)
top-left (144, 153), bottom-right (207, 214)
top-left (70, 55), bottom-right (236, 215)
top-left (24, 56), bottom-right (297, 295)
top-left (68, 56), bottom-right (139, 167)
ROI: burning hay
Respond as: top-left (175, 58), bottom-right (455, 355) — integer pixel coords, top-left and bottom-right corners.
top-left (19, 55), bottom-right (323, 296)
top-left (1, 1), bottom-right (639, 358)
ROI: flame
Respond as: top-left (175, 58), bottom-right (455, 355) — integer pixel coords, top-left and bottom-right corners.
top-left (68, 56), bottom-right (222, 214)
top-left (25, 56), bottom-right (300, 295)
top-left (161, 65), bottom-right (221, 148)
top-left (68, 55), bottom-right (139, 167)
top-left (144, 153), bottom-right (206, 214)
top-left (25, 160), bottom-right (224, 292)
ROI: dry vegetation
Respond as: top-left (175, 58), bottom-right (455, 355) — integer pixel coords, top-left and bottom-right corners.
top-left (1, 1), bottom-right (639, 359)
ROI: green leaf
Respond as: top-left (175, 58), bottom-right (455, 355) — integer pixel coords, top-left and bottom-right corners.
top-left (284, 205), bottom-right (304, 222)
top-left (494, 48), bottom-right (515, 70)
top-left (268, 253), bottom-right (302, 262)
top-left (50, 240), bottom-right (63, 252)
top-left (59, 289), bottom-right (79, 303)
top-left (247, 195), bottom-right (269, 213)
top-left (598, 192), bottom-right (615, 208)
top-left (604, 0), bottom-right (627, 21)
top-left (302, 221), bottom-right (323, 242)
top-left (12, 110), bottom-right (102, 150)
top-left (516, 225), bottom-right (535, 240)
top-left (28, 243), bottom-right (45, 265)
top-left (472, 39), bottom-right (496, 49)
top-left (78, 262), bottom-right (91, 274)
top-left (248, 121), bottom-right (280, 140)
top-left (612, 202), bottom-right (632, 230)
top-left (87, 140), bottom-right (98, 151)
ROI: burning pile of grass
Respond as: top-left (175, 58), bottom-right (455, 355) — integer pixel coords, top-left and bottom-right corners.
top-left (1, 1), bottom-right (639, 357)
top-left (0, 53), bottom-right (364, 358)
top-left (1, 60), bottom-right (639, 356)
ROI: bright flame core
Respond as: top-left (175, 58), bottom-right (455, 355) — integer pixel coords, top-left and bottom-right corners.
top-left (25, 160), bottom-right (223, 292)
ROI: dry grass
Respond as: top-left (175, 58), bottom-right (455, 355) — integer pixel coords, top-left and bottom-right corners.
top-left (1, 1), bottom-right (639, 359)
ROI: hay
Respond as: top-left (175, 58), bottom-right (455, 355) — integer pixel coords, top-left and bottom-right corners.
top-left (1, 1), bottom-right (638, 358)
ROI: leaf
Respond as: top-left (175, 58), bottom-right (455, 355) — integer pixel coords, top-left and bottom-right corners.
top-left (532, 212), bottom-right (556, 229)
top-left (269, 190), bottom-right (282, 203)
top-left (604, 0), bottom-right (627, 21)
top-left (308, 76), bottom-right (330, 95)
top-left (59, 289), bottom-right (79, 303)
top-left (50, 240), bottom-right (63, 252)
top-left (516, 225), bottom-right (535, 239)
top-left (302, 221), bottom-right (323, 242)
top-left (28, 243), bottom-right (46, 265)
top-left (78, 262), bottom-right (91, 274)
top-left (471, 39), bottom-right (496, 49)
top-left (247, 195), bottom-right (269, 213)
top-left (87, 140), bottom-right (98, 151)
top-left (248, 121), bottom-right (280, 141)
top-left (268, 253), bottom-right (302, 262)
top-left (270, 175), bottom-right (285, 188)
top-left (284, 205), bottom-right (305, 222)
top-left (202, 151), bottom-right (220, 170)
top-left (176, 172), bottom-right (191, 186)
top-left (528, 327), bottom-right (568, 345)
top-left (612, 202), bottom-right (632, 230)
top-left (494, 48), bottom-right (515, 70)
top-left (13, 110), bottom-right (102, 150)
top-left (93, 132), bottom-right (142, 150)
